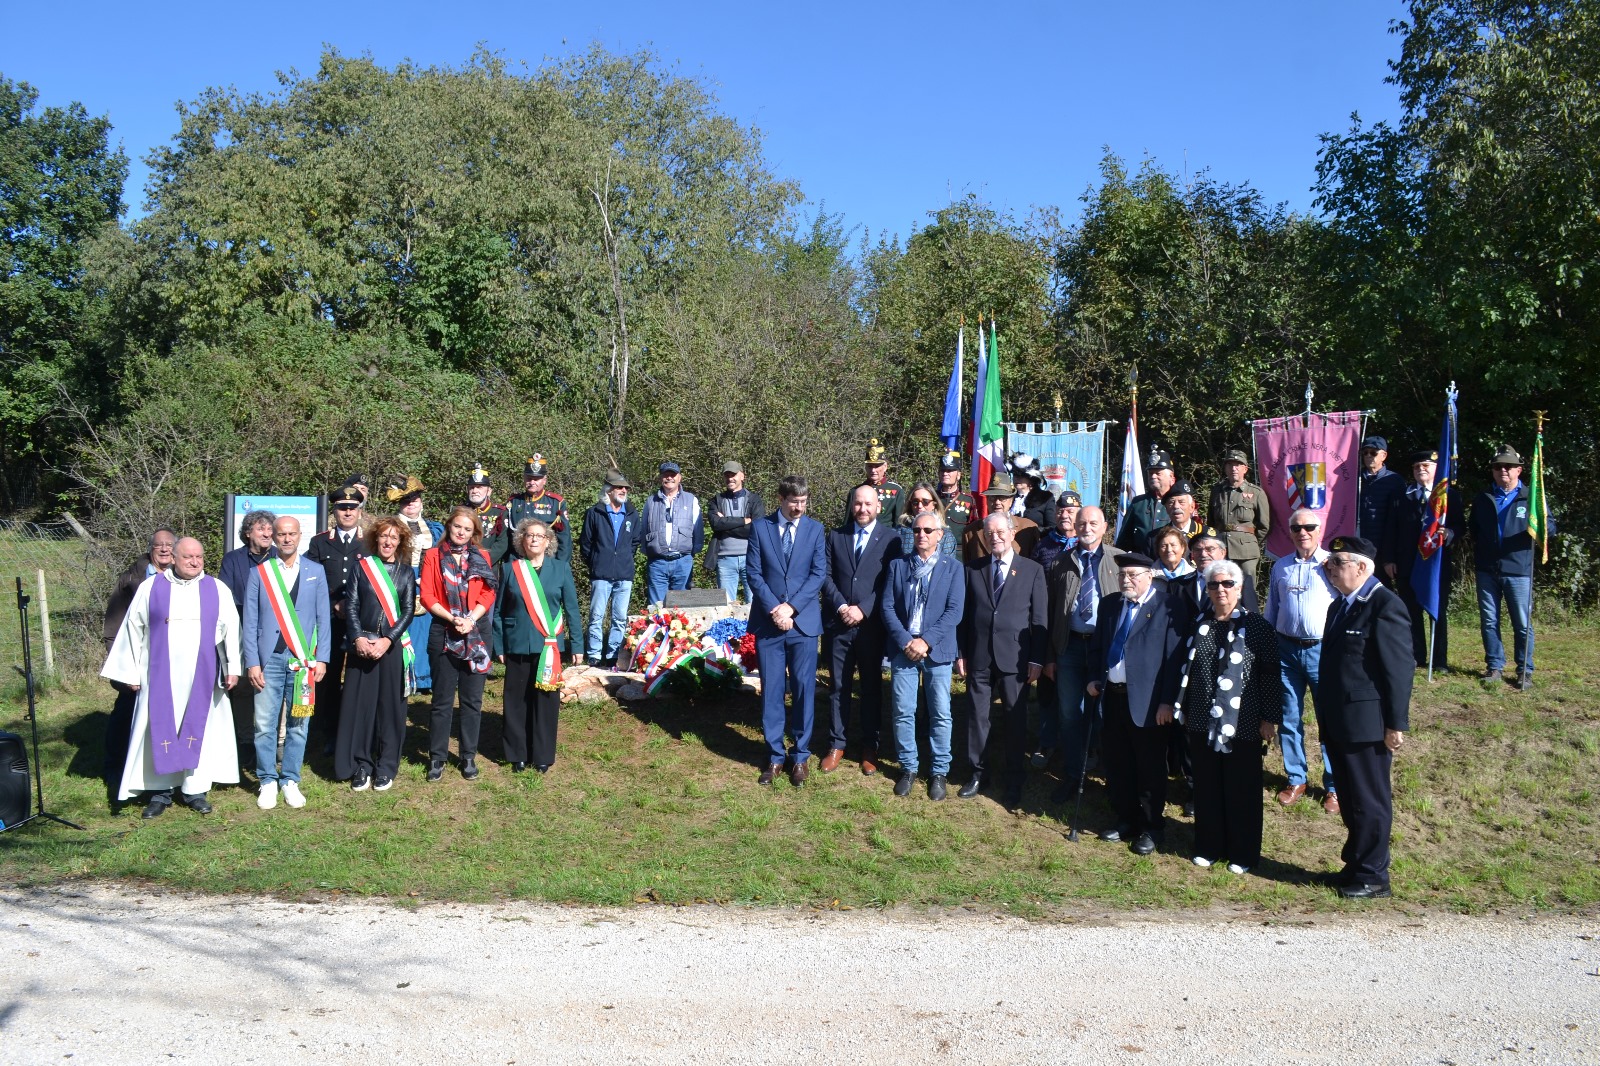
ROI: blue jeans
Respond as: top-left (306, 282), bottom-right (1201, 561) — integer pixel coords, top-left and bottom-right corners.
top-left (890, 653), bottom-right (953, 776)
top-left (1476, 571), bottom-right (1534, 675)
top-left (716, 555), bottom-right (749, 603)
top-left (253, 650), bottom-right (310, 784)
top-left (1277, 635), bottom-right (1334, 791)
top-left (645, 555), bottom-right (694, 607)
top-left (587, 578), bottom-right (632, 661)
top-left (1053, 635), bottom-right (1100, 775)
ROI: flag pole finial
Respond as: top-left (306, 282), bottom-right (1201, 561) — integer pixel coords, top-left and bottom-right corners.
top-left (1303, 380), bottom-right (1314, 417)
top-left (1053, 391), bottom-right (1062, 423)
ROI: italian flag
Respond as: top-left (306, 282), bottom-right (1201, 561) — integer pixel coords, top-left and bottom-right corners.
top-left (971, 320), bottom-right (1004, 518)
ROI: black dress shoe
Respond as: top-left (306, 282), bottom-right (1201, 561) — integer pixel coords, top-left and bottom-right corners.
top-left (141, 794), bottom-right (173, 820)
top-left (1003, 785), bottom-right (1024, 811)
top-left (928, 775), bottom-right (948, 802)
top-left (758, 762), bottom-right (782, 786)
top-left (1181, 801), bottom-right (1196, 818)
top-left (179, 792), bottom-right (213, 815)
top-left (1130, 831), bottom-right (1157, 856)
top-left (427, 760), bottom-right (445, 782)
top-left (894, 771), bottom-right (915, 797)
top-left (511, 762), bottom-right (528, 773)
top-left (958, 775), bottom-right (983, 799)
top-left (1338, 882), bottom-right (1392, 900)
top-left (1098, 825), bottom-right (1128, 843)
top-left (461, 757), bottom-right (480, 780)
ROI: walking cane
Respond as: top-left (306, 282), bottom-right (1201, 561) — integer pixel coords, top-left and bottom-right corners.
top-left (1067, 688), bottom-right (1095, 843)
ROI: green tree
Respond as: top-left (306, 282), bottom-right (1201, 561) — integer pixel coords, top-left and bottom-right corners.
top-left (0, 76), bottom-right (126, 508)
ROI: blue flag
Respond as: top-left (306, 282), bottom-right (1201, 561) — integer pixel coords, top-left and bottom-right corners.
top-left (1410, 388), bottom-right (1458, 619)
top-left (940, 326), bottom-right (964, 451)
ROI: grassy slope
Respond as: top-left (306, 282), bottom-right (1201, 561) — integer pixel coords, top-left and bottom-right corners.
top-left (2, 621), bottom-right (1596, 914)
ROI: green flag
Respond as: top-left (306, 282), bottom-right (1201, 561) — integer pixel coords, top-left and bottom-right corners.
top-left (1528, 421), bottom-right (1549, 564)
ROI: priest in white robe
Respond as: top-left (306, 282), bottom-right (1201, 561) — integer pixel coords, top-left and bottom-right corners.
top-left (101, 537), bottom-right (242, 818)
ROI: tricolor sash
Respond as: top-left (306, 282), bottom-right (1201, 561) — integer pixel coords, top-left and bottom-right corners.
top-left (259, 558), bottom-right (319, 716)
top-left (359, 556), bottom-right (415, 678)
top-left (147, 574), bottom-right (221, 775)
top-left (510, 558), bottom-right (565, 690)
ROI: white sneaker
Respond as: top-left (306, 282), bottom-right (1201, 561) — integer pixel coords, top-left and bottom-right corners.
top-left (1192, 855), bottom-right (1214, 868)
top-left (257, 782), bottom-right (278, 810)
top-left (1227, 863), bottom-right (1249, 875)
top-left (281, 781), bottom-right (307, 809)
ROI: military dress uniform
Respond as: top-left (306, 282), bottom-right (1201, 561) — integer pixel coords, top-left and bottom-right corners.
top-left (1385, 449), bottom-right (1462, 671)
top-left (507, 454), bottom-right (571, 562)
top-left (1207, 450), bottom-right (1271, 568)
top-left (854, 438), bottom-right (905, 526)
top-left (1115, 448), bottom-right (1174, 553)
top-left (936, 450), bottom-right (974, 531)
top-left (304, 486), bottom-right (369, 746)
top-left (465, 463), bottom-right (512, 565)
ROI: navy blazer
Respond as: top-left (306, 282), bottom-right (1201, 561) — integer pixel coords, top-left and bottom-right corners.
top-left (241, 556), bottom-right (333, 669)
top-left (746, 511), bottom-right (828, 639)
top-left (823, 521), bottom-right (902, 631)
top-left (1089, 589), bottom-right (1182, 728)
top-left (958, 553), bottom-right (1050, 675)
top-left (881, 553), bottom-right (966, 664)
top-left (1314, 577), bottom-right (1414, 745)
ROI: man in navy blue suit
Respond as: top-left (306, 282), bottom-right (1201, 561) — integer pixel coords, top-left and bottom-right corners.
top-left (821, 483), bottom-right (902, 775)
top-left (747, 475), bottom-right (829, 787)
top-left (1087, 553), bottom-right (1182, 854)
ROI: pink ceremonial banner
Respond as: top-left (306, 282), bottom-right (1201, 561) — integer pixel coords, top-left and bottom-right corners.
top-left (1250, 410), bottom-right (1363, 558)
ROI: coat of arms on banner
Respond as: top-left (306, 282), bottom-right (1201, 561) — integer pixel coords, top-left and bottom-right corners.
top-left (1285, 462), bottom-right (1327, 511)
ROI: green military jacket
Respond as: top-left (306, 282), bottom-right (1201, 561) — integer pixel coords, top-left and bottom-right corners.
top-left (1206, 480), bottom-right (1271, 564)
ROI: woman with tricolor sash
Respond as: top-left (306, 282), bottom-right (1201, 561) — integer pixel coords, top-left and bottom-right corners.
top-left (335, 516), bottom-right (417, 792)
top-left (420, 506), bottom-right (498, 781)
top-left (493, 518), bottom-right (581, 773)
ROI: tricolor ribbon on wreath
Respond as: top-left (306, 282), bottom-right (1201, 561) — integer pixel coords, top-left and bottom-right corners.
top-left (258, 558), bottom-right (318, 716)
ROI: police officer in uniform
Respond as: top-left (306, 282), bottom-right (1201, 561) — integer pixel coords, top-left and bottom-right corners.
top-left (1115, 447), bottom-right (1175, 553)
top-left (856, 438), bottom-right (905, 526)
top-left (305, 485), bottom-right (368, 750)
top-left (507, 454), bottom-right (571, 562)
top-left (465, 463), bottom-right (511, 564)
top-left (1207, 448), bottom-right (1271, 570)
top-left (935, 450), bottom-right (974, 532)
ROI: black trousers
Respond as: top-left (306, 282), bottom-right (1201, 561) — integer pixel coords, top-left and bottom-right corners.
top-left (1166, 721), bottom-right (1194, 786)
top-left (1100, 684), bottom-right (1169, 837)
top-left (825, 624), bottom-right (885, 751)
top-left (1189, 732), bottom-right (1265, 869)
top-left (1397, 573), bottom-right (1449, 669)
top-left (966, 666), bottom-right (1028, 779)
top-left (428, 630), bottom-right (486, 763)
top-left (502, 653), bottom-right (561, 767)
top-left (1325, 740), bottom-right (1394, 887)
top-left (313, 617), bottom-right (349, 741)
top-left (103, 684), bottom-right (136, 804)
top-left (335, 647), bottom-right (407, 781)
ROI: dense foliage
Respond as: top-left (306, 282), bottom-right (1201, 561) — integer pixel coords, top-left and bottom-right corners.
top-left (1, 2), bottom-right (1594, 604)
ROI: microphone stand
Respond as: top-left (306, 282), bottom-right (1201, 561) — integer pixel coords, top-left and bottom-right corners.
top-left (4, 576), bottom-right (85, 832)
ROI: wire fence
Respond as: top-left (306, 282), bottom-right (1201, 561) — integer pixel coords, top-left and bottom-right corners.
top-left (0, 517), bottom-right (121, 687)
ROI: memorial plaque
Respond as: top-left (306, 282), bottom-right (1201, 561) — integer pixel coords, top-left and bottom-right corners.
top-left (663, 589), bottom-right (730, 609)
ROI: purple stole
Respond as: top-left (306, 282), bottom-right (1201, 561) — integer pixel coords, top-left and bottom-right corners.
top-left (147, 575), bottom-right (221, 775)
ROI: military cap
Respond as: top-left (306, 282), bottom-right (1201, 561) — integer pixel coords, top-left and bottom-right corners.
top-left (1328, 535), bottom-right (1378, 563)
top-left (1220, 448), bottom-right (1249, 465)
top-left (467, 462), bottom-right (492, 487)
top-left (1146, 448), bottom-right (1173, 473)
top-left (1190, 526), bottom-right (1226, 547)
top-left (329, 485), bottom-right (363, 507)
top-left (1406, 449), bottom-right (1439, 466)
top-left (1115, 552), bottom-right (1158, 569)
top-left (938, 449), bottom-right (962, 472)
top-left (523, 455), bottom-right (549, 479)
top-left (864, 438), bottom-right (888, 464)
top-left (1057, 488), bottom-right (1082, 507)
top-left (385, 475), bottom-right (425, 503)
top-left (1163, 479), bottom-right (1196, 501)
top-left (603, 469), bottom-right (631, 489)
top-left (342, 473), bottom-right (370, 491)
top-left (1491, 446), bottom-right (1525, 467)
top-left (982, 472), bottom-right (1017, 498)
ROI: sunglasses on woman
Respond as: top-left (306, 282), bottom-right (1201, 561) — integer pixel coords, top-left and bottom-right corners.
top-left (1210, 579), bottom-right (1239, 589)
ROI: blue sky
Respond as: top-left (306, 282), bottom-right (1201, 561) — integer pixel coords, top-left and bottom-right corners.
top-left (3, 1), bottom-right (1405, 239)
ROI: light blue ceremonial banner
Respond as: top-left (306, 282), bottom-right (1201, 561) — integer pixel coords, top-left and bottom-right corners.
top-left (1004, 422), bottom-right (1108, 507)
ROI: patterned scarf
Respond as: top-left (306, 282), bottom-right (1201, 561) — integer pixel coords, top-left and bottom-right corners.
top-left (440, 544), bottom-right (495, 673)
top-left (1173, 607), bottom-right (1250, 753)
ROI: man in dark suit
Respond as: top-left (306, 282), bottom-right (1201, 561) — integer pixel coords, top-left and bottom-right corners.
top-left (747, 475), bottom-right (829, 787)
top-left (1086, 554), bottom-right (1182, 854)
top-left (1170, 528), bottom-right (1259, 620)
top-left (1383, 448), bottom-right (1462, 672)
top-left (821, 483), bottom-right (902, 775)
top-left (1315, 535), bottom-right (1413, 899)
top-left (304, 485), bottom-right (367, 752)
top-left (957, 511), bottom-right (1050, 809)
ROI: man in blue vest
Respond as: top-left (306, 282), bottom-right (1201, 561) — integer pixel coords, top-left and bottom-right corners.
top-left (640, 461), bottom-right (705, 607)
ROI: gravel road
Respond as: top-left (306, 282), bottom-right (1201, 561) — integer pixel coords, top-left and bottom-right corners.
top-left (4, 885), bottom-right (1597, 1065)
